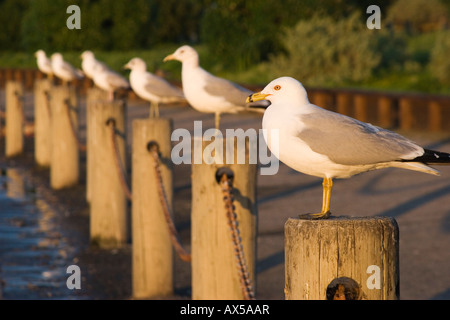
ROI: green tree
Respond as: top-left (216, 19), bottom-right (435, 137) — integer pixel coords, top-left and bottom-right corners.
top-left (386, 0), bottom-right (449, 33)
top-left (266, 13), bottom-right (388, 86)
top-left (200, 0), bottom-right (394, 72)
top-left (20, 0), bottom-right (154, 51)
top-left (0, 0), bottom-right (29, 51)
top-left (429, 31), bottom-right (450, 85)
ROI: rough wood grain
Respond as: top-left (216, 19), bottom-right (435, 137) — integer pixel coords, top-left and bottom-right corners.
top-left (285, 216), bottom-right (399, 300)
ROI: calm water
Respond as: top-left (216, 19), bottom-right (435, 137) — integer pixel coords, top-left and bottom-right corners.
top-left (0, 167), bottom-right (80, 299)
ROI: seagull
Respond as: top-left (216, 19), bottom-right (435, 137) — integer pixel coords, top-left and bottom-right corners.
top-left (163, 45), bottom-right (266, 129)
top-left (247, 76), bottom-right (450, 219)
top-left (92, 66), bottom-right (131, 102)
top-left (80, 50), bottom-right (109, 79)
top-left (35, 50), bottom-right (54, 79)
top-left (123, 57), bottom-right (186, 117)
top-left (51, 53), bottom-right (84, 85)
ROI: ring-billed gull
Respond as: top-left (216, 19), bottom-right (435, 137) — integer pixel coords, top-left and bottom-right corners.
top-left (80, 51), bottom-right (108, 79)
top-left (35, 50), bottom-right (54, 80)
top-left (247, 76), bottom-right (450, 219)
top-left (163, 45), bottom-right (266, 129)
top-left (124, 57), bottom-right (186, 117)
top-left (92, 66), bottom-right (130, 102)
top-left (50, 53), bottom-right (84, 85)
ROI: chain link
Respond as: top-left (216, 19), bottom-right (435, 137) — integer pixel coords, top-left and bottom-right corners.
top-left (108, 119), bottom-right (132, 201)
top-left (148, 142), bottom-right (191, 262)
top-left (220, 172), bottom-right (255, 300)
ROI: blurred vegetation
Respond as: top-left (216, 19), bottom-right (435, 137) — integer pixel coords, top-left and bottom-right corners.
top-left (0, 0), bottom-right (449, 94)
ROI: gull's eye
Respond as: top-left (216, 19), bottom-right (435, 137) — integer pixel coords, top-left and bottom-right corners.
top-left (274, 85), bottom-right (281, 91)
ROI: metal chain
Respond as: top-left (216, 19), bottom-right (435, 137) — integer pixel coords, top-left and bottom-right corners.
top-left (148, 141), bottom-right (191, 263)
top-left (220, 173), bottom-right (255, 300)
top-left (14, 90), bottom-right (32, 127)
top-left (64, 98), bottom-right (86, 152)
top-left (44, 90), bottom-right (52, 118)
top-left (108, 119), bottom-right (133, 201)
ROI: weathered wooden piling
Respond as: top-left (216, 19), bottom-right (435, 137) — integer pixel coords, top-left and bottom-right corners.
top-left (89, 99), bottom-right (128, 248)
top-left (5, 81), bottom-right (24, 157)
top-left (131, 118), bottom-right (174, 298)
top-left (85, 88), bottom-right (108, 203)
top-left (34, 79), bottom-right (53, 167)
top-left (50, 86), bottom-right (79, 189)
top-left (191, 136), bottom-right (258, 300)
top-left (284, 216), bottom-right (399, 300)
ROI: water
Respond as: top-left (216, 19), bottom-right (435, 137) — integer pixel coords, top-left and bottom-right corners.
top-left (0, 168), bottom-right (80, 299)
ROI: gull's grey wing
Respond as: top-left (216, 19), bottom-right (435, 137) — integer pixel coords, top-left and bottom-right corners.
top-left (203, 75), bottom-right (252, 106)
top-left (144, 73), bottom-right (184, 98)
top-left (297, 107), bottom-right (424, 165)
top-left (106, 71), bottom-right (130, 89)
top-left (62, 61), bottom-right (84, 79)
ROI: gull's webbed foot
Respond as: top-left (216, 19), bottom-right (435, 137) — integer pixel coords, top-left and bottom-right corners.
top-left (298, 211), bottom-right (331, 220)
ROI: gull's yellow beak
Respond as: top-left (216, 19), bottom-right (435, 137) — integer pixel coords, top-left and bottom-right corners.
top-left (246, 92), bottom-right (270, 103)
top-left (163, 54), bottom-right (175, 62)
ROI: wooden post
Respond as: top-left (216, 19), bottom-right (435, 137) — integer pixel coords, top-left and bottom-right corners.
top-left (336, 92), bottom-right (352, 117)
top-left (311, 91), bottom-right (335, 112)
top-left (34, 79), bottom-right (53, 167)
top-left (90, 100), bottom-right (128, 248)
top-left (191, 136), bottom-right (258, 300)
top-left (50, 86), bottom-right (79, 189)
top-left (86, 88), bottom-right (108, 203)
top-left (5, 81), bottom-right (24, 157)
top-left (285, 216), bottom-right (399, 300)
top-left (399, 97), bottom-right (415, 131)
top-left (131, 118), bottom-right (174, 298)
top-left (354, 94), bottom-right (370, 123)
top-left (428, 100), bottom-right (443, 132)
top-left (378, 96), bottom-right (395, 129)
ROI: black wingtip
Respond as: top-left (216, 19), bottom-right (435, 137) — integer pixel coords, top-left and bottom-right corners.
top-left (405, 149), bottom-right (450, 164)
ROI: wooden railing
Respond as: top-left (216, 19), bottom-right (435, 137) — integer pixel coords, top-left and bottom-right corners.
top-left (1, 68), bottom-right (449, 132)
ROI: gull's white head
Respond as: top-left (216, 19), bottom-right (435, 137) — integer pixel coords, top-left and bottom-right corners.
top-left (247, 77), bottom-right (309, 107)
top-left (163, 45), bottom-right (199, 65)
top-left (51, 53), bottom-right (63, 63)
top-left (81, 50), bottom-right (94, 60)
top-left (35, 50), bottom-right (46, 58)
top-left (123, 57), bottom-right (147, 71)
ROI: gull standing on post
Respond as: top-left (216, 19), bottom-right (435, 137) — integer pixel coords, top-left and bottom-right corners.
top-left (92, 66), bottom-right (130, 102)
top-left (163, 45), bottom-right (266, 129)
top-left (247, 76), bottom-right (450, 219)
top-left (35, 50), bottom-right (54, 80)
top-left (80, 50), bottom-right (109, 80)
top-left (50, 53), bottom-right (84, 85)
top-left (124, 57), bottom-right (186, 117)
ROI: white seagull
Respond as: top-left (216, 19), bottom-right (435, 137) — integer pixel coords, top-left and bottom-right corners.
top-left (51, 53), bottom-right (84, 85)
top-left (35, 50), bottom-right (54, 79)
top-left (124, 57), bottom-right (186, 117)
top-left (247, 76), bottom-right (450, 219)
top-left (163, 45), bottom-right (266, 129)
top-left (80, 50), bottom-right (109, 79)
top-left (92, 67), bottom-right (130, 102)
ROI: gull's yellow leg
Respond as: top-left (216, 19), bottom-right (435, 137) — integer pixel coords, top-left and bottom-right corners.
top-left (215, 113), bottom-right (220, 130)
top-left (154, 102), bottom-right (160, 118)
top-left (149, 101), bottom-right (159, 118)
top-left (299, 177), bottom-right (332, 220)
